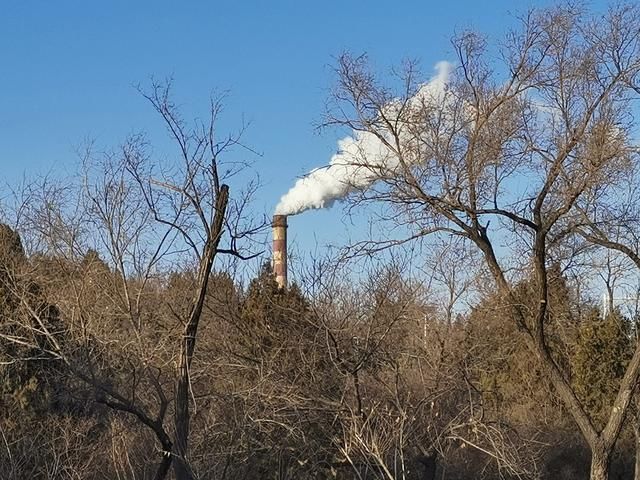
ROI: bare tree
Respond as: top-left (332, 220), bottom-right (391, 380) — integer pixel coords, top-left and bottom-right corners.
top-left (323, 4), bottom-right (640, 479)
top-left (0, 81), bottom-right (262, 480)
top-left (295, 255), bottom-right (544, 479)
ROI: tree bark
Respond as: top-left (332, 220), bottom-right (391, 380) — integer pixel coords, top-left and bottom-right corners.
top-left (635, 419), bottom-right (640, 480)
top-left (590, 444), bottom-right (611, 480)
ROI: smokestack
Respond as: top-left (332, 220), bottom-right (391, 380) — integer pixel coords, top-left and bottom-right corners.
top-left (272, 215), bottom-right (288, 288)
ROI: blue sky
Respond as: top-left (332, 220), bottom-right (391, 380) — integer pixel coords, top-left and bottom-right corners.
top-left (0, 0), bottom-right (609, 263)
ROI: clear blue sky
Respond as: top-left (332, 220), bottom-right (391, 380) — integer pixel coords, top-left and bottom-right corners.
top-left (0, 0), bottom-right (609, 262)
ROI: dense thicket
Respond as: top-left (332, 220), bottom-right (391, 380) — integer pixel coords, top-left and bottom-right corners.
top-left (1, 224), bottom-right (638, 479)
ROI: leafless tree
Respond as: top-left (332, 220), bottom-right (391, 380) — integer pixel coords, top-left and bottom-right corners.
top-left (323, 4), bottom-right (640, 479)
top-left (294, 255), bottom-right (544, 479)
top-left (0, 81), bottom-right (263, 480)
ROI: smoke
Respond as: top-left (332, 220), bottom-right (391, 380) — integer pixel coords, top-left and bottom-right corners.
top-left (275, 61), bottom-right (453, 216)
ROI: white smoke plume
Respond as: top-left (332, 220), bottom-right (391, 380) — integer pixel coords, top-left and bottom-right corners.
top-left (275, 61), bottom-right (453, 216)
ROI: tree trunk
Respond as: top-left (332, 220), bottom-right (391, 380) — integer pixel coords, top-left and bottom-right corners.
top-left (590, 445), bottom-right (611, 480)
top-left (153, 452), bottom-right (173, 480)
top-left (173, 185), bottom-right (229, 480)
top-left (173, 452), bottom-right (195, 480)
top-left (635, 421), bottom-right (640, 480)
top-left (174, 341), bottom-right (198, 480)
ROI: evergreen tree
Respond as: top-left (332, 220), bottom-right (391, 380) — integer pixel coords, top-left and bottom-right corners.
top-left (0, 225), bottom-right (64, 414)
top-left (572, 308), bottom-right (633, 428)
top-left (240, 262), bottom-right (310, 358)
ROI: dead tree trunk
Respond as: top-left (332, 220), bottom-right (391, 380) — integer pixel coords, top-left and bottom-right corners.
top-left (173, 186), bottom-right (229, 480)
